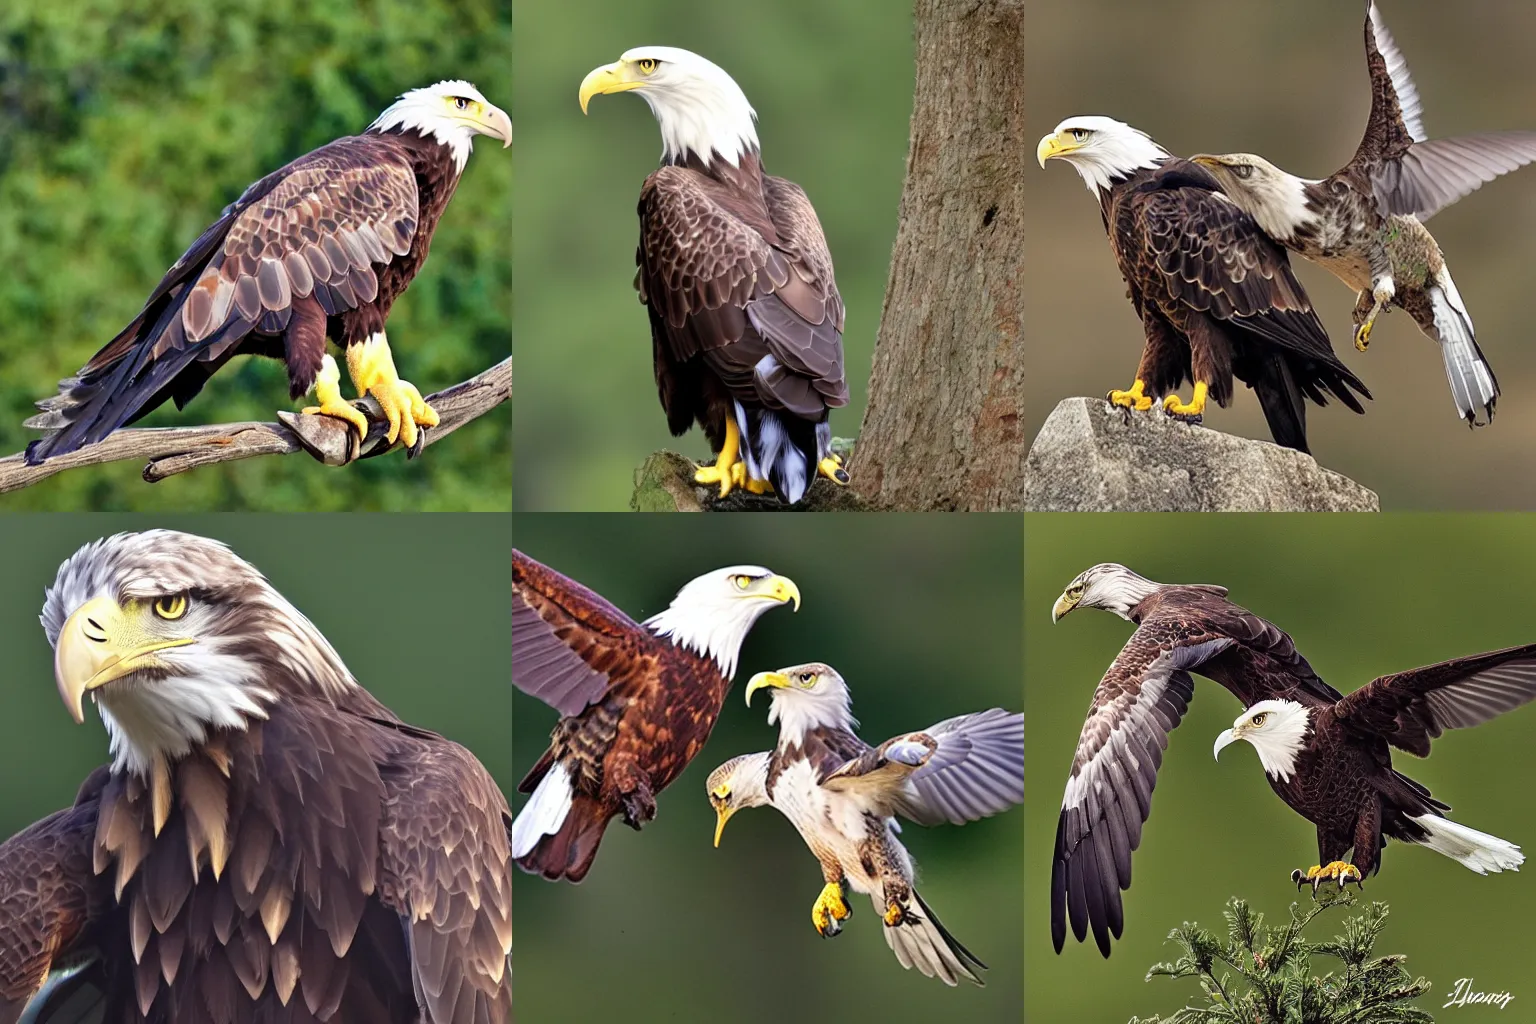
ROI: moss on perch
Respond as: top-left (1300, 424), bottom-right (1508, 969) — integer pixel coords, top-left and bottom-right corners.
top-left (630, 439), bottom-right (870, 511)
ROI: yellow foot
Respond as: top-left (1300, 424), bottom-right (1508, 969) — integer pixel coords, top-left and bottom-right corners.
top-left (345, 334), bottom-right (439, 451)
top-left (1354, 318), bottom-right (1374, 353)
top-left (1162, 381), bottom-right (1209, 422)
top-left (1108, 379), bottom-right (1153, 412)
top-left (695, 419), bottom-right (748, 497)
top-left (1290, 861), bottom-right (1362, 895)
top-left (818, 453), bottom-right (849, 486)
top-left (742, 474), bottom-right (774, 495)
top-left (883, 901), bottom-right (909, 927)
top-left (811, 882), bottom-right (851, 938)
top-left (302, 354), bottom-right (370, 439)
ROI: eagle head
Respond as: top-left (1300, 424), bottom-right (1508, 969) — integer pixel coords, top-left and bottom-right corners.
top-left (1189, 153), bottom-right (1317, 241)
top-left (369, 80), bottom-right (511, 174)
top-left (1037, 115), bottom-right (1169, 195)
top-left (579, 46), bottom-right (759, 168)
top-left (705, 752), bottom-right (770, 848)
top-left (1052, 563), bottom-right (1162, 622)
top-left (643, 565), bottom-right (799, 680)
top-left (745, 661), bottom-right (856, 742)
top-left (42, 530), bottom-right (356, 778)
top-left (1213, 699), bottom-right (1312, 782)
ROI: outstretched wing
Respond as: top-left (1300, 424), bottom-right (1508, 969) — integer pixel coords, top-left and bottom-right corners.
top-left (1333, 642), bottom-right (1536, 757)
top-left (1358, 3), bottom-right (1536, 220)
top-left (512, 549), bottom-right (654, 717)
top-left (26, 134), bottom-right (421, 461)
top-left (1053, 619), bottom-right (1235, 958)
top-left (637, 166), bottom-right (846, 428)
top-left (822, 709), bottom-right (1023, 826)
top-left (378, 738), bottom-right (512, 1024)
top-left (0, 790), bottom-right (104, 1024)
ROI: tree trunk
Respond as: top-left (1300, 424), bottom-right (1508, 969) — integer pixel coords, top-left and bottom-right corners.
top-left (851, 0), bottom-right (1026, 510)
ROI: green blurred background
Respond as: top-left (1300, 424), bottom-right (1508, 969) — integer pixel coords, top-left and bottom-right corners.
top-left (1028, 0), bottom-right (1536, 508)
top-left (512, 1), bottom-right (913, 510)
top-left (512, 515), bottom-right (1023, 1019)
top-left (1026, 515), bottom-right (1536, 1020)
top-left (0, 0), bottom-right (510, 510)
top-left (0, 514), bottom-right (511, 851)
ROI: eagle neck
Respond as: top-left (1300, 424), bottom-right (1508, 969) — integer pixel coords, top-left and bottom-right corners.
top-left (670, 147), bottom-right (767, 200)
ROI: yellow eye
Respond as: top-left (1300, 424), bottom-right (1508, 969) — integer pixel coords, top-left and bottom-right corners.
top-left (1251, 712), bottom-right (1268, 727)
top-left (1070, 128), bottom-right (1089, 142)
top-left (152, 593), bottom-right (188, 620)
top-left (637, 58), bottom-right (658, 74)
top-left (797, 672), bottom-right (817, 687)
top-left (733, 575), bottom-right (752, 590)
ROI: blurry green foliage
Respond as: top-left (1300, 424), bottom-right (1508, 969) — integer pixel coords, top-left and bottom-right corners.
top-left (512, 0), bottom-right (913, 510)
top-left (1131, 892), bottom-right (1432, 1024)
top-left (0, 0), bottom-right (510, 509)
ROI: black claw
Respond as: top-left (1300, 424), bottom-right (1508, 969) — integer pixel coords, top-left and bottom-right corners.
top-left (1291, 869), bottom-right (1305, 890)
top-left (406, 427), bottom-right (427, 460)
top-left (833, 468), bottom-right (849, 484)
top-left (1166, 412), bottom-right (1204, 427)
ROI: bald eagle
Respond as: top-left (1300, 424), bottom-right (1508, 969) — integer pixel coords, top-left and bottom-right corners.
top-left (24, 82), bottom-right (511, 464)
top-left (579, 47), bottom-right (848, 504)
top-left (1192, 2), bottom-right (1536, 427)
top-left (511, 550), bottom-right (799, 881)
top-left (1050, 562), bottom-right (1536, 958)
top-left (705, 663), bottom-right (1023, 986)
top-left (1039, 118), bottom-right (1370, 454)
top-left (0, 530), bottom-right (511, 1022)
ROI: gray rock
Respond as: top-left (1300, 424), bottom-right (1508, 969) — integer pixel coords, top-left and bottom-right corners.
top-left (1023, 397), bottom-right (1379, 512)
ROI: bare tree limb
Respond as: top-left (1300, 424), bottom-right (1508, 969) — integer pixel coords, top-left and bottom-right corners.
top-left (0, 357), bottom-right (511, 494)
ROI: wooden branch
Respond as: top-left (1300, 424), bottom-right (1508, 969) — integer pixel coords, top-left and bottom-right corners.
top-left (0, 357), bottom-right (511, 494)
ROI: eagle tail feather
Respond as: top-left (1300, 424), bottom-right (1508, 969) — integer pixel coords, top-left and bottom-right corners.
top-left (882, 888), bottom-right (987, 987)
top-left (1429, 268), bottom-right (1498, 426)
top-left (510, 762), bottom-right (573, 860)
top-left (513, 773), bottom-right (612, 883)
top-left (1252, 353), bottom-right (1310, 454)
top-left (1411, 813), bottom-right (1523, 874)
top-left (733, 403), bottom-right (827, 505)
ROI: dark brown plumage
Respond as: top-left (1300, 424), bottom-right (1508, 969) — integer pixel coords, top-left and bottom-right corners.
top-left (638, 151), bottom-right (847, 500)
top-left (1052, 563), bottom-right (1536, 958)
top-left (1102, 159), bottom-right (1370, 453)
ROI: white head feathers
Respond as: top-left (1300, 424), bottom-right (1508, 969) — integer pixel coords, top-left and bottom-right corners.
top-left (1038, 115), bottom-right (1169, 195)
top-left (369, 79), bottom-right (511, 174)
top-left (1213, 699), bottom-right (1313, 782)
top-left (643, 565), bottom-right (799, 679)
top-left (582, 46), bottom-right (760, 168)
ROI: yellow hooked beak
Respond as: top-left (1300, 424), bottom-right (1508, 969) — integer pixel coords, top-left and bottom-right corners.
top-left (744, 671), bottom-right (790, 708)
top-left (579, 60), bottom-right (645, 114)
top-left (1051, 590), bottom-right (1081, 623)
top-left (758, 576), bottom-right (801, 612)
top-left (54, 596), bottom-right (195, 725)
top-left (465, 101), bottom-right (512, 148)
top-left (1213, 728), bottom-right (1244, 761)
top-left (712, 795), bottom-right (737, 848)
top-left (1037, 131), bottom-right (1082, 168)
top-left (1189, 155), bottom-right (1222, 170)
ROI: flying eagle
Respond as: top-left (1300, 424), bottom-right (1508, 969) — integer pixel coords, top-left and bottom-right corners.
top-left (1050, 562), bottom-right (1536, 957)
top-left (24, 82), bottom-right (511, 463)
top-left (511, 550), bottom-right (799, 882)
top-left (706, 662), bottom-right (1023, 986)
top-left (1192, 4), bottom-right (1536, 427)
top-left (1038, 118), bottom-right (1370, 453)
top-left (579, 47), bottom-right (849, 503)
top-left (0, 531), bottom-right (512, 1022)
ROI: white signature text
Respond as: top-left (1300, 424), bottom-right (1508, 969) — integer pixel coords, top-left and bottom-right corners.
top-left (1445, 978), bottom-right (1514, 1010)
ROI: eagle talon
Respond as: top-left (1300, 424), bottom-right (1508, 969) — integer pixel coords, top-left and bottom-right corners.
top-left (345, 334), bottom-right (439, 451)
top-left (817, 455), bottom-right (849, 486)
top-left (1292, 861), bottom-right (1361, 895)
top-left (883, 900), bottom-right (909, 928)
top-left (1107, 379), bottom-right (1153, 412)
top-left (1354, 318), bottom-right (1374, 353)
top-left (811, 882), bottom-right (851, 938)
top-left (1162, 381), bottom-right (1209, 423)
top-left (302, 354), bottom-right (371, 440)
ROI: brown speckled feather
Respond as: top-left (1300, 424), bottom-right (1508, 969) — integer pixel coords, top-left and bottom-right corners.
top-left (513, 551), bottom-right (730, 882)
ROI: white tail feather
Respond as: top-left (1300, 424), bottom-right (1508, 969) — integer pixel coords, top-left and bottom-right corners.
top-left (1412, 813), bottom-right (1523, 874)
top-left (511, 763), bottom-right (572, 859)
top-left (1430, 268), bottom-right (1497, 421)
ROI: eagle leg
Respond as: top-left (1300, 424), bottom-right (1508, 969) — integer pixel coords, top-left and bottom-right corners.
top-left (1162, 381), bottom-right (1208, 423)
top-left (1290, 860), bottom-right (1362, 896)
top-left (817, 454), bottom-right (849, 486)
top-left (1353, 277), bottom-right (1396, 352)
top-left (694, 417), bottom-right (746, 497)
top-left (301, 353), bottom-right (371, 440)
top-left (344, 332), bottom-right (440, 451)
top-left (811, 882), bottom-right (851, 938)
top-left (1107, 378), bottom-right (1154, 413)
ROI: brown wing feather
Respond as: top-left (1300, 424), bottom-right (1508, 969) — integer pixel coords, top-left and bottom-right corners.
top-left (1333, 642), bottom-right (1536, 756)
top-left (377, 737), bottom-right (512, 1024)
top-left (0, 777), bottom-right (106, 1024)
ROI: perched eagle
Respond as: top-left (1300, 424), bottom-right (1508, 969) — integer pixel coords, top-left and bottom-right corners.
top-left (1050, 562), bottom-right (1536, 958)
top-left (1191, 3), bottom-right (1536, 427)
top-left (579, 47), bottom-right (849, 503)
top-left (24, 82), bottom-right (511, 463)
top-left (0, 531), bottom-right (512, 1022)
top-left (707, 663), bottom-right (1023, 986)
top-left (1038, 118), bottom-right (1370, 453)
top-left (511, 550), bottom-right (798, 882)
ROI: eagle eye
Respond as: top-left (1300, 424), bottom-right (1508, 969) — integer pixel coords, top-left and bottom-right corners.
top-left (1069, 128), bottom-right (1089, 142)
top-left (152, 593), bottom-right (189, 621)
top-left (1251, 711), bottom-right (1268, 727)
top-left (1234, 164), bottom-right (1254, 180)
top-left (797, 671), bottom-right (817, 687)
top-left (732, 574), bottom-right (754, 590)
top-left (452, 96), bottom-right (471, 111)
top-left (637, 58), bottom-right (658, 74)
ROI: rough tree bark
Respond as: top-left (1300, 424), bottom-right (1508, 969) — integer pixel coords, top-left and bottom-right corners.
top-left (851, 0), bottom-right (1025, 510)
